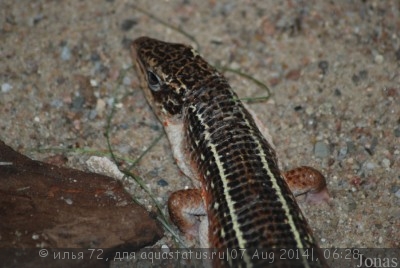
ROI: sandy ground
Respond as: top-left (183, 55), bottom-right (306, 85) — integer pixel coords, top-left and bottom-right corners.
top-left (1, 0), bottom-right (399, 257)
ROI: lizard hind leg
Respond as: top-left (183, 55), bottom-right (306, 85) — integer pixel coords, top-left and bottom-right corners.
top-left (167, 189), bottom-right (208, 246)
top-left (283, 166), bottom-right (331, 204)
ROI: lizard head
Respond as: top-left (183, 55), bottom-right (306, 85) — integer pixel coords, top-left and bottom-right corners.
top-left (131, 36), bottom-right (217, 121)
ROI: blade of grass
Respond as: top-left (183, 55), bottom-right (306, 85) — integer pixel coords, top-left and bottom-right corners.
top-left (105, 67), bottom-right (186, 247)
top-left (104, 67), bottom-right (132, 164)
top-left (217, 65), bottom-right (272, 102)
top-left (126, 131), bottom-right (164, 170)
top-left (121, 170), bottom-right (187, 248)
top-left (131, 4), bottom-right (200, 51)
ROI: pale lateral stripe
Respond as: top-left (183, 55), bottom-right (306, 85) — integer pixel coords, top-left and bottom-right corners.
top-left (191, 105), bottom-right (252, 266)
top-left (236, 105), bottom-right (310, 268)
top-left (254, 141), bottom-right (310, 268)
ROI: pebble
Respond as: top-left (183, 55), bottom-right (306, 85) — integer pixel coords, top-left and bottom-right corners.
top-left (314, 141), bottom-right (330, 158)
top-left (50, 99), bottom-right (63, 108)
top-left (365, 162), bottom-right (376, 170)
top-left (88, 109), bottom-right (97, 120)
top-left (85, 156), bottom-right (125, 180)
top-left (351, 74), bottom-right (360, 85)
top-left (305, 106), bottom-right (314, 115)
top-left (120, 19), bottom-right (138, 31)
top-left (395, 189), bottom-right (400, 199)
top-left (107, 97), bottom-right (115, 107)
top-left (337, 146), bottom-right (348, 160)
top-left (381, 158), bottom-right (390, 168)
top-left (346, 141), bottom-right (356, 154)
top-left (96, 98), bottom-right (106, 116)
top-left (1, 83), bottom-right (13, 93)
top-left (60, 45), bottom-right (71, 61)
top-left (90, 79), bottom-right (98, 87)
top-left (359, 70), bottom-right (368, 79)
top-left (394, 127), bottom-right (400, 137)
top-left (161, 244), bottom-right (170, 253)
top-left (32, 234), bottom-right (39, 240)
top-left (374, 54), bottom-right (384, 64)
top-left (123, 76), bottom-right (131, 86)
top-left (318, 60), bottom-right (329, 75)
top-left (71, 96), bottom-right (85, 111)
top-left (157, 179), bottom-right (168, 187)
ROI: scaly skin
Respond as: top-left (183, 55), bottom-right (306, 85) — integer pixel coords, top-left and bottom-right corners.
top-left (131, 36), bottom-right (329, 268)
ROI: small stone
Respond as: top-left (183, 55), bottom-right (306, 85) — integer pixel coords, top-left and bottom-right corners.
top-left (346, 141), bottom-right (356, 154)
top-left (359, 70), bottom-right (368, 80)
top-left (374, 54), bottom-right (384, 64)
top-left (285, 69), bottom-right (301, 80)
top-left (305, 106), bottom-right (314, 115)
top-left (337, 146), bottom-right (348, 160)
top-left (161, 244), bottom-right (170, 253)
top-left (50, 99), bottom-right (63, 108)
top-left (71, 96), bottom-right (85, 111)
top-left (60, 45), bottom-right (71, 61)
top-left (88, 109), bottom-right (97, 120)
top-left (395, 189), bottom-right (400, 199)
top-left (32, 234), bottom-right (39, 240)
top-left (381, 158), bottom-right (390, 168)
top-left (351, 74), bottom-right (360, 85)
top-left (229, 62), bottom-right (240, 69)
top-left (314, 142), bottom-right (330, 158)
top-left (90, 79), bottom-right (98, 87)
top-left (96, 98), bottom-right (106, 116)
top-left (318, 60), bottom-right (329, 75)
top-left (394, 127), bottom-right (400, 137)
top-left (396, 48), bottom-right (400, 61)
top-left (157, 179), bottom-right (168, 187)
top-left (107, 97), bottom-right (115, 107)
top-left (365, 162), bottom-right (375, 170)
top-left (123, 76), bottom-right (131, 86)
top-left (334, 88), bottom-right (341, 96)
top-left (1, 83), bottom-right (13, 93)
top-left (293, 105), bottom-right (303, 111)
top-left (90, 52), bottom-right (101, 62)
top-left (32, 14), bottom-right (44, 26)
top-left (86, 156), bottom-right (125, 180)
top-left (120, 19), bottom-right (138, 31)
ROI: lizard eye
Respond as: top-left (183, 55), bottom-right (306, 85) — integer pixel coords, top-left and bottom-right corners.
top-left (147, 71), bottom-right (161, 91)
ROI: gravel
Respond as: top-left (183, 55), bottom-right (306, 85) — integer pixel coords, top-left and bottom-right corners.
top-left (1, 0), bottom-right (399, 251)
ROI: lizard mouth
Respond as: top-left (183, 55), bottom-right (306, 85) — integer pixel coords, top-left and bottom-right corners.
top-left (130, 41), bottom-right (144, 74)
